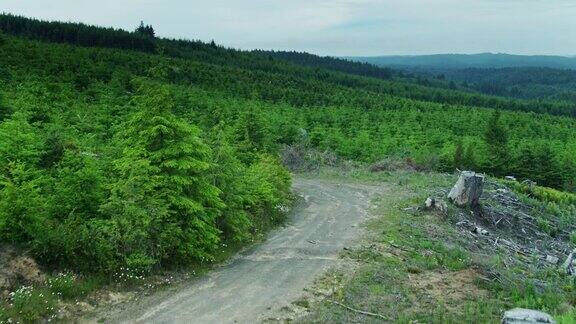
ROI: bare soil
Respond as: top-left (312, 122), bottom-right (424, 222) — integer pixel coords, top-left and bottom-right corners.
top-left (408, 268), bottom-right (488, 307)
top-left (0, 247), bottom-right (45, 298)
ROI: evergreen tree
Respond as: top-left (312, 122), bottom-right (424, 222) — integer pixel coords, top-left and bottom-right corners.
top-left (0, 162), bottom-right (49, 242)
top-left (453, 140), bottom-right (464, 170)
top-left (0, 115), bottom-right (46, 241)
top-left (512, 143), bottom-right (562, 188)
top-left (0, 94), bottom-right (13, 122)
top-left (135, 21), bottom-right (155, 38)
top-left (234, 107), bottom-right (272, 164)
top-left (484, 110), bottom-right (509, 176)
top-left (103, 85), bottom-right (223, 266)
top-left (463, 142), bottom-right (476, 170)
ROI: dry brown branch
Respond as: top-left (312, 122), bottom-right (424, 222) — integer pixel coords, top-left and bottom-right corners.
top-left (328, 300), bottom-right (389, 321)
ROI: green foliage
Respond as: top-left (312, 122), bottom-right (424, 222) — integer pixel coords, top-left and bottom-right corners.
top-left (8, 286), bottom-right (57, 322)
top-left (0, 13), bottom-right (155, 52)
top-left (443, 67), bottom-right (576, 101)
top-left (234, 106), bottom-right (273, 164)
top-left (0, 163), bottom-right (49, 242)
top-left (0, 94), bottom-right (12, 122)
top-left (453, 140), bottom-right (464, 170)
top-left (0, 76), bottom-right (292, 274)
top-left (102, 85), bottom-right (225, 266)
top-left (0, 114), bottom-right (44, 167)
top-left (255, 50), bottom-right (395, 80)
top-left (135, 21), bottom-right (155, 38)
top-left (0, 13), bottom-right (574, 282)
top-left (463, 142), bottom-right (477, 170)
top-left (46, 273), bottom-right (99, 299)
top-left (484, 110), bottom-right (509, 176)
top-left (512, 143), bottom-right (563, 188)
top-left (245, 154), bottom-right (292, 215)
top-left (508, 181), bottom-right (576, 205)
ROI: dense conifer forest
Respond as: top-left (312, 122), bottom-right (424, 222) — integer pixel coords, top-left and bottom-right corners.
top-left (352, 53), bottom-right (576, 102)
top-left (438, 67), bottom-right (576, 101)
top-left (0, 13), bottom-right (575, 277)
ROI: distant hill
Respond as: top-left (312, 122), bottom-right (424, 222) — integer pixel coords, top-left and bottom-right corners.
top-left (443, 67), bottom-right (576, 101)
top-left (348, 54), bottom-right (576, 101)
top-left (351, 53), bottom-right (576, 71)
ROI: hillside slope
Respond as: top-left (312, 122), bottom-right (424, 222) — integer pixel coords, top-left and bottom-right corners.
top-left (440, 67), bottom-right (576, 101)
top-left (0, 13), bottom-right (575, 322)
top-left (351, 54), bottom-right (576, 101)
top-left (1, 13), bottom-right (575, 117)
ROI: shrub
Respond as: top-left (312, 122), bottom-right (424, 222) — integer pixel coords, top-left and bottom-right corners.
top-left (508, 181), bottom-right (576, 205)
top-left (570, 231), bottom-right (576, 245)
top-left (102, 85), bottom-right (225, 269)
top-left (244, 154), bottom-right (292, 227)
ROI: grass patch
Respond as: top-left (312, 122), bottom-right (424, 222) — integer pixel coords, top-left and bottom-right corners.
top-left (301, 171), bottom-right (576, 323)
top-left (0, 274), bottom-right (105, 323)
top-left (4, 286), bottom-right (57, 322)
top-left (293, 298), bottom-right (311, 309)
top-left (47, 273), bottom-right (103, 300)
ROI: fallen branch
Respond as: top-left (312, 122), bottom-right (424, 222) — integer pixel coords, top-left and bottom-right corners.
top-left (328, 300), bottom-right (389, 321)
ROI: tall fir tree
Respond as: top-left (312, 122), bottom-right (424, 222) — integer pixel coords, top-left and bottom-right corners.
top-left (453, 140), bottom-right (464, 170)
top-left (103, 85), bottom-right (223, 267)
top-left (135, 21), bottom-right (155, 38)
top-left (463, 142), bottom-right (477, 170)
top-left (484, 110), bottom-right (509, 176)
top-left (234, 106), bottom-right (272, 164)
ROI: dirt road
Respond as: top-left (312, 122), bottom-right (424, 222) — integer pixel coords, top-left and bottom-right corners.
top-left (101, 178), bottom-right (382, 324)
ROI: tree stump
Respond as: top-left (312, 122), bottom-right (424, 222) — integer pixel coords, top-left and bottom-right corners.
top-left (448, 171), bottom-right (485, 208)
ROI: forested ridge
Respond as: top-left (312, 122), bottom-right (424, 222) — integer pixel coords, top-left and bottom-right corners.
top-left (0, 13), bottom-right (156, 52)
top-left (352, 52), bottom-right (576, 104)
top-left (439, 67), bottom-right (576, 101)
top-left (253, 50), bottom-right (396, 80)
top-left (0, 14), bottom-right (575, 280)
top-left (2, 13), bottom-right (576, 117)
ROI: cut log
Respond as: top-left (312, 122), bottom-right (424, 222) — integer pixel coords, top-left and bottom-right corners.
top-left (562, 248), bottom-right (576, 276)
top-left (448, 171), bottom-right (485, 208)
top-left (424, 197), bottom-right (447, 214)
top-left (502, 308), bottom-right (556, 323)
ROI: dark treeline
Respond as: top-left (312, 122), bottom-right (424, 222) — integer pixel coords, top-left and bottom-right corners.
top-left (0, 13), bottom-right (155, 52)
top-left (254, 50), bottom-right (395, 80)
top-left (2, 13), bottom-right (576, 118)
top-left (443, 67), bottom-right (576, 101)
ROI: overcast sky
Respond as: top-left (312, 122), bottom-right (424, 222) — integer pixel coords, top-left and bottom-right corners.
top-left (4, 0), bottom-right (576, 56)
